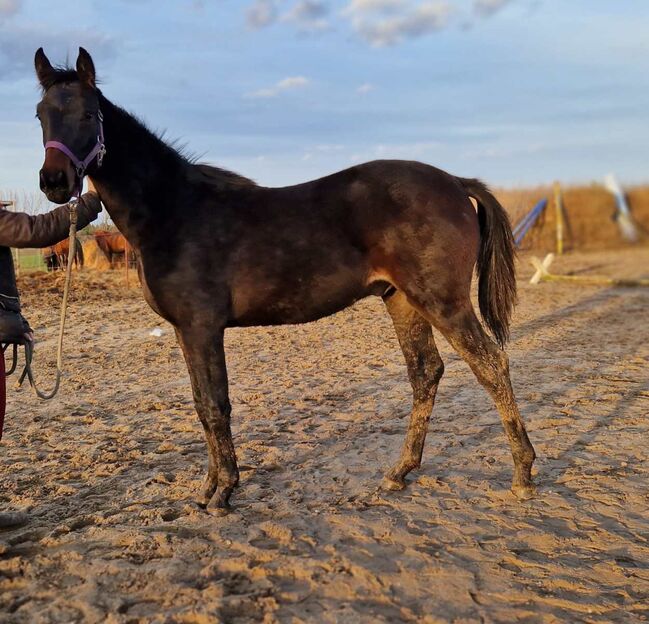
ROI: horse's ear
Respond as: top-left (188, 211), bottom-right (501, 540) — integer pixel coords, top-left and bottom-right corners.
top-left (76, 47), bottom-right (96, 88)
top-left (34, 48), bottom-right (55, 88)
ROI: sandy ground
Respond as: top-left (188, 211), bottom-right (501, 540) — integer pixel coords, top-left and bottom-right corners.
top-left (1, 247), bottom-right (648, 623)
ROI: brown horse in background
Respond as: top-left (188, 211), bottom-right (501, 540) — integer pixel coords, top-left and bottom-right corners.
top-left (42, 238), bottom-right (84, 271)
top-left (94, 230), bottom-right (136, 269)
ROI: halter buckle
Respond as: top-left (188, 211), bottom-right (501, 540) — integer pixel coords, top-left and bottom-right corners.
top-left (96, 143), bottom-right (107, 168)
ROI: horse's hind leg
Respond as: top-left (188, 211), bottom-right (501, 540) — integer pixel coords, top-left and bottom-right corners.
top-left (416, 298), bottom-right (536, 498)
top-left (382, 290), bottom-right (444, 491)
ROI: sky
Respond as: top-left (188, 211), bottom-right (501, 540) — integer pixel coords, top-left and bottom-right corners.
top-left (1, 0), bottom-right (648, 198)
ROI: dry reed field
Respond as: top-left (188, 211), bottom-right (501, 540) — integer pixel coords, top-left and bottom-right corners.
top-left (0, 232), bottom-right (647, 622)
top-left (497, 184), bottom-right (649, 251)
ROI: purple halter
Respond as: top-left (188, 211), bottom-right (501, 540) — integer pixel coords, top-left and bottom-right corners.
top-left (44, 110), bottom-right (107, 193)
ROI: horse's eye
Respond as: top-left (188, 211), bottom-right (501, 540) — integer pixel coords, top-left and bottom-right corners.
top-left (83, 112), bottom-right (95, 120)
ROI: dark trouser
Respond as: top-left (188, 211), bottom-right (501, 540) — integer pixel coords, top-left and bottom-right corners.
top-left (0, 247), bottom-right (29, 344)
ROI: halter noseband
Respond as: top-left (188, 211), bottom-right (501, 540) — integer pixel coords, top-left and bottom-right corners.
top-left (44, 110), bottom-right (106, 190)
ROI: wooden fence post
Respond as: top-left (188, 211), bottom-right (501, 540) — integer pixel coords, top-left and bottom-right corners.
top-left (553, 181), bottom-right (564, 255)
top-left (125, 240), bottom-right (130, 287)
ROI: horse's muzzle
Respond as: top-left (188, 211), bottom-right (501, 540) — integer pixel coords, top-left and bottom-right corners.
top-left (40, 147), bottom-right (76, 204)
top-left (39, 169), bottom-right (74, 204)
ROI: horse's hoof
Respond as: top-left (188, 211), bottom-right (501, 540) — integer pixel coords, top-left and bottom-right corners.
top-left (381, 476), bottom-right (407, 491)
top-left (512, 483), bottom-right (537, 500)
top-left (214, 486), bottom-right (234, 511)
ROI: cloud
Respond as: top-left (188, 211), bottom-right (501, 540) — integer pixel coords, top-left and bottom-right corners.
top-left (356, 82), bottom-right (375, 94)
top-left (247, 75), bottom-right (310, 98)
top-left (473, 0), bottom-right (512, 17)
top-left (246, 0), bottom-right (277, 29)
top-left (243, 0), bottom-right (507, 45)
top-left (0, 24), bottom-right (117, 82)
top-left (343, 0), bottom-right (406, 14)
top-left (0, 0), bottom-right (21, 19)
top-left (285, 0), bottom-right (328, 21)
top-left (347, 1), bottom-right (452, 46)
top-left (282, 0), bottom-right (330, 32)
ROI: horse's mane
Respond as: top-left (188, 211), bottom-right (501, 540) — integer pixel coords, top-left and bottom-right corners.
top-left (191, 163), bottom-right (256, 189)
top-left (38, 65), bottom-right (82, 92)
top-left (41, 67), bottom-right (256, 189)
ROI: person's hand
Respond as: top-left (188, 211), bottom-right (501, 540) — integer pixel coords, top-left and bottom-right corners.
top-left (21, 315), bottom-right (33, 344)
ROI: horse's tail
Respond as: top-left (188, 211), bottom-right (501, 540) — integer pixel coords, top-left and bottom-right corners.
top-left (76, 241), bottom-right (84, 269)
top-left (458, 177), bottom-right (517, 348)
top-left (42, 247), bottom-right (55, 271)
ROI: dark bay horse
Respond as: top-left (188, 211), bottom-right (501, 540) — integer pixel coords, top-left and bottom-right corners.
top-left (34, 48), bottom-right (536, 508)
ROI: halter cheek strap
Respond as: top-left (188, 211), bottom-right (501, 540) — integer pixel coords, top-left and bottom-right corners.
top-left (44, 110), bottom-right (106, 190)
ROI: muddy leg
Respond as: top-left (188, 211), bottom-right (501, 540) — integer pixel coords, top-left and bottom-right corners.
top-left (176, 327), bottom-right (239, 509)
top-left (382, 290), bottom-right (445, 491)
top-left (424, 303), bottom-right (536, 498)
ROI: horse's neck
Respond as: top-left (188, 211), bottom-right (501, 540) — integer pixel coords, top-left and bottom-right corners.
top-left (91, 96), bottom-right (187, 247)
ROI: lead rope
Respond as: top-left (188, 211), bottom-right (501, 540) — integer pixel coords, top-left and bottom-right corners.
top-left (16, 199), bottom-right (78, 399)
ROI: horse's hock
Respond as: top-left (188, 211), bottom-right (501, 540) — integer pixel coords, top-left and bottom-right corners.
top-left (82, 238), bottom-right (111, 270)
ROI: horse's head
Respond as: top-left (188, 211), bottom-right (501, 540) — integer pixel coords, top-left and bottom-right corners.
top-left (34, 47), bottom-right (104, 204)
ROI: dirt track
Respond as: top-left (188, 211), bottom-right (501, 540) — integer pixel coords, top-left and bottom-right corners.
top-left (1, 247), bottom-right (648, 623)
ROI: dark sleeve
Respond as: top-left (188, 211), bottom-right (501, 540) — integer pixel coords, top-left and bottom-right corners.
top-left (0, 193), bottom-right (102, 249)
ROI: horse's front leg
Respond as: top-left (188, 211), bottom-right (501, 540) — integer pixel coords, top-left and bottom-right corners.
top-left (175, 327), bottom-right (239, 509)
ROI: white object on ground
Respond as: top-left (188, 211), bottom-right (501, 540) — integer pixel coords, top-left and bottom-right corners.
top-left (604, 173), bottom-right (639, 242)
top-left (149, 328), bottom-right (164, 337)
top-left (530, 253), bottom-right (555, 284)
top-left (529, 252), bottom-right (649, 287)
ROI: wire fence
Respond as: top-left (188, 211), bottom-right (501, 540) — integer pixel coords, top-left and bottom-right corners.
top-left (12, 249), bottom-right (47, 274)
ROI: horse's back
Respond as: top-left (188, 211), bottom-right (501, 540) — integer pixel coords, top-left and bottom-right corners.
top-left (220, 159), bottom-right (479, 263)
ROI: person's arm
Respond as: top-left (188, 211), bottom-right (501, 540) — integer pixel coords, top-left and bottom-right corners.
top-left (0, 192), bottom-right (102, 249)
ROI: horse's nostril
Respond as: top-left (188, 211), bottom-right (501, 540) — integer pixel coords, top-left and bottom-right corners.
top-left (40, 169), bottom-right (67, 190)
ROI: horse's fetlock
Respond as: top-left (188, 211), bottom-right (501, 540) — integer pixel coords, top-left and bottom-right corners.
top-left (219, 471), bottom-right (239, 489)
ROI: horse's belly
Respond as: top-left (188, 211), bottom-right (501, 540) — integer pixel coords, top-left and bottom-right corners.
top-left (138, 269), bottom-right (177, 323)
top-left (230, 268), bottom-right (371, 326)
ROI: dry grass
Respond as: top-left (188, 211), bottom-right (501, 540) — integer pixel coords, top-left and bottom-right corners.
top-left (495, 184), bottom-right (649, 252)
